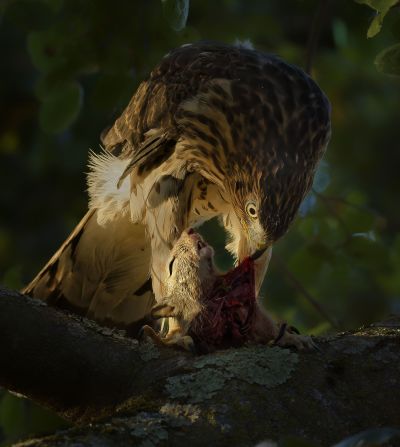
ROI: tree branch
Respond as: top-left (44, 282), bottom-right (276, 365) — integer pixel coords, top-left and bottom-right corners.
top-left (0, 286), bottom-right (184, 422)
top-left (1, 286), bottom-right (400, 446)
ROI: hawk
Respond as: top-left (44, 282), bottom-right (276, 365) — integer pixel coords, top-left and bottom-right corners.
top-left (23, 41), bottom-right (331, 335)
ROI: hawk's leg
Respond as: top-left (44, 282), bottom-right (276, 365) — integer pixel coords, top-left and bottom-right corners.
top-left (272, 323), bottom-right (317, 350)
top-left (252, 303), bottom-right (316, 350)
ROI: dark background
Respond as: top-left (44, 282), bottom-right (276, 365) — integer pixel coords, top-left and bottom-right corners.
top-left (0, 0), bottom-right (399, 444)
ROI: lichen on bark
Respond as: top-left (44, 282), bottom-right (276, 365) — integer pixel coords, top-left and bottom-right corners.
top-left (165, 345), bottom-right (298, 403)
top-left (137, 340), bottom-right (161, 361)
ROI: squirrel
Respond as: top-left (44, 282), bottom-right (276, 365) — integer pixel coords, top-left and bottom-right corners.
top-left (140, 229), bottom-right (315, 352)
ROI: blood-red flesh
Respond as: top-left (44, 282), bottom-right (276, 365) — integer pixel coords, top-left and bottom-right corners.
top-left (189, 258), bottom-right (257, 351)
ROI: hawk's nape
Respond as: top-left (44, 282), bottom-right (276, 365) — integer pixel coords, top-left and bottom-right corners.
top-left (24, 41), bottom-right (331, 334)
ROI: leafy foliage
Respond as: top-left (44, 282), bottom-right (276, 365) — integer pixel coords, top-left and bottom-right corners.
top-left (355, 0), bottom-right (400, 75)
top-left (355, 0), bottom-right (399, 37)
top-left (375, 42), bottom-right (400, 75)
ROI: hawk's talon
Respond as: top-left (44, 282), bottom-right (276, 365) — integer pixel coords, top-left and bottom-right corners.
top-left (273, 322), bottom-right (288, 345)
top-left (271, 323), bottom-right (316, 351)
top-left (138, 325), bottom-right (165, 346)
top-left (138, 324), bottom-right (198, 354)
top-left (137, 326), bottom-right (145, 341)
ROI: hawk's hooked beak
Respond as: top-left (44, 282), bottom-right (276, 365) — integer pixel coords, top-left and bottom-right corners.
top-left (249, 243), bottom-right (272, 294)
top-left (237, 235), bottom-right (271, 293)
top-left (237, 232), bottom-right (268, 264)
top-left (250, 246), bottom-right (268, 262)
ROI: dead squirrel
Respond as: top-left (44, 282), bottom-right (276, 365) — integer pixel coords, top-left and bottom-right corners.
top-left (141, 229), bottom-right (314, 352)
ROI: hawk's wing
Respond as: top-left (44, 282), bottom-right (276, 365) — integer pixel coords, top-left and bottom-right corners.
top-left (23, 209), bottom-right (155, 333)
top-left (101, 42), bottom-right (262, 175)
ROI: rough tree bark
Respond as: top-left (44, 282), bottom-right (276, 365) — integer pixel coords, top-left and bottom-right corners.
top-left (0, 286), bottom-right (399, 447)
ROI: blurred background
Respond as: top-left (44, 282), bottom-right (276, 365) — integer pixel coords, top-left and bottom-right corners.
top-left (0, 0), bottom-right (399, 444)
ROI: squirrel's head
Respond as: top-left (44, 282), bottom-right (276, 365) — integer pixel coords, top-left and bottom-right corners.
top-left (151, 229), bottom-right (216, 326)
top-left (167, 229), bottom-right (215, 292)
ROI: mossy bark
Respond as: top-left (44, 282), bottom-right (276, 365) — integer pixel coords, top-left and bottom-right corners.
top-left (1, 287), bottom-right (399, 447)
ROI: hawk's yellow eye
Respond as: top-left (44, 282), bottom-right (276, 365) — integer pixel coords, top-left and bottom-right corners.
top-left (246, 202), bottom-right (258, 219)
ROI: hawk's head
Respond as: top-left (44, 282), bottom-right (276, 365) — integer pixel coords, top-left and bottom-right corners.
top-left (177, 48), bottom-right (331, 263)
top-left (222, 73), bottom-right (331, 262)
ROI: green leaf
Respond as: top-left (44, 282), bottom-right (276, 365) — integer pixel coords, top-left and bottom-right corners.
top-left (27, 29), bottom-right (66, 73)
top-left (375, 42), bottom-right (400, 76)
top-left (161, 0), bottom-right (190, 31)
top-left (34, 75), bottom-right (59, 100)
top-left (355, 0), bottom-right (397, 9)
top-left (39, 81), bottom-right (83, 133)
top-left (354, 0), bottom-right (399, 37)
top-left (367, 14), bottom-right (384, 38)
top-left (332, 427), bottom-right (400, 447)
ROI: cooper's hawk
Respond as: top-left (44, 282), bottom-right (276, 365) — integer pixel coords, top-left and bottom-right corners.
top-left (24, 41), bottom-right (331, 334)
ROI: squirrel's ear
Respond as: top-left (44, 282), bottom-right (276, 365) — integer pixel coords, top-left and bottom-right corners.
top-left (151, 302), bottom-right (176, 319)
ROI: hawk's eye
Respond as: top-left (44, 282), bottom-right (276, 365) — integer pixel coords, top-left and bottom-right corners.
top-left (168, 257), bottom-right (176, 276)
top-left (245, 202), bottom-right (258, 219)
